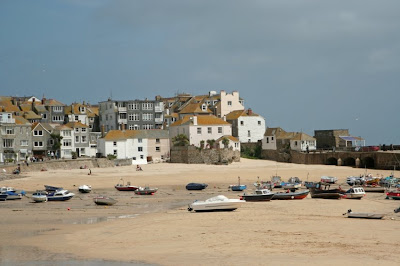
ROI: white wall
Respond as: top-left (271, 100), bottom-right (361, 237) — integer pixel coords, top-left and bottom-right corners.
top-left (237, 116), bottom-right (265, 143)
top-left (262, 135), bottom-right (277, 150)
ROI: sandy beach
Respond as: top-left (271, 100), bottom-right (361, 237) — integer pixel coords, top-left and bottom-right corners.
top-left (1, 159), bottom-right (399, 266)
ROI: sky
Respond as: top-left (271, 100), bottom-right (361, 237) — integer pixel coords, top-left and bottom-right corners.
top-left (1, 0), bottom-right (399, 145)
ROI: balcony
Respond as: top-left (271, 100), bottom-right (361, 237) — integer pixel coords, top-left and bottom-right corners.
top-left (0, 118), bottom-right (15, 124)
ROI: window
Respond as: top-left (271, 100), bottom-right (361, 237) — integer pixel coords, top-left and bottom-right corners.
top-left (142, 103), bottom-right (153, 110)
top-left (201, 104), bottom-right (207, 111)
top-left (81, 128), bottom-right (87, 133)
top-left (240, 121), bottom-right (244, 126)
top-left (49, 139), bottom-right (54, 145)
top-left (208, 127), bottom-right (212, 134)
top-left (143, 124), bottom-right (153, 129)
top-left (138, 147), bottom-right (143, 152)
top-left (75, 115), bottom-right (79, 121)
top-left (197, 127), bottom-right (202, 134)
top-left (258, 121), bottom-right (261, 125)
top-left (63, 139), bottom-right (72, 146)
top-left (235, 143), bottom-right (239, 148)
top-left (128, 114), bottom-right (140, 121)
top-left (113, 141), bottom-right (117, 146)
top-left (5, 127), bottom-right (14, 135)
top-left (75, 128), bottom-right (80, 133)
top-left (79, 106), bottom-right (85, 113)
top-left (20, 140), bottom-right (29, 146)
top-left (271, 137), bottom-right (274, 141)
top-left (227, 101), bottom-right (232, 106)
top-left (53, 106), bottom-right (62, 112)
top-left (218, 127), bottom-right (222, 134)
top-left (3, 139), bottom-right (14, 148)
top-left (81, 136), bottom-right (87, 143)
top-left (133, 157), bottom-right (136, 160)
top-left (156, 147), bottom-right (160, 152)
top-left (248, 130), bottom-right (251, 137)
top-left (42, 113), bottom-right (47, 119)
top-left (34, 141), bottom-right (43, 147)
top-left (52, 115), bottom-right (63, 122)
top-left (140, 155), bottom-right (144, 159)
top-left (113, 150), bottom-right (117, 155)
top-left (62, 130), bottom-right (71, 137)
top-left (295, 141), bottom-right (298, 146)
top-left (33, 130), bottom-right (43, 136)
top-left (142, 113), bottom-right (153, 121)
top-left (75, 136), bottom-right (80, 143)
top-left (156, 138), bottom-right (160, 143)
top-left (266, 137), bottom-right (269, 144)
top-left (138, 138), bottom-right (142, 143)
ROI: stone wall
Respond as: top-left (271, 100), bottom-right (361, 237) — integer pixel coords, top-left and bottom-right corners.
top-left (170, 146), bottom-right (240, 164)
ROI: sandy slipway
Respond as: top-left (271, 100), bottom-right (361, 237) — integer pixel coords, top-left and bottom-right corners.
top-left (0, 159), bottom-right (399, 266)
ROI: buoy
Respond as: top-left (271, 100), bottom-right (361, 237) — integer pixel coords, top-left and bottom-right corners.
top-left (67, 207), bottom-right (70, 211)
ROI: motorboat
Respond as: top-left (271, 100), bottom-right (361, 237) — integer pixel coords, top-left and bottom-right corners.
top-left (0, 193), bottom-right (8, 201)
top-left (188, 195), bottom-right (245, 212)
top-left (134, 186), bottom-right (158, 195)
top-left (186, 183), bottom-right (208, 190)
top-left (321, 176), bottom-right (338, 184)
top-left (0, 191), bottom-right (23, 200)
top-left (346, 176), bottom-right (365, 186)
top-left (344, 209), bottom-right (384, 219)
top-left (93, 196), bottom-right (118, 206)
top-left (241, 188), bottom-right (275, 202)
top-left (343, 187), bottom-right (365, 199)
top-left (47, 189), bottom-right (75, 201)
top-left (78, 184), bottom-right (92, 193)
top-left (32, 191), bottom-right (48, 203)
top-left (271, 190), bottom-right (309, 200)
top-left (114, 180), bottom-right (139, 191)
top-left (44, 185), bottom-right (63, 192)
top-left (386, 190), bottom-right (400, 200)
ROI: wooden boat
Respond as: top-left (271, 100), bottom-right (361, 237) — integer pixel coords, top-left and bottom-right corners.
top-left (344, 209), bottom-right (384, 219)
top-left (240, 188), bottom-right (275, 202)
top-left (188, 195), bottom-right (244, 212)
top-left (343, 187), bottom-right (365, 199)
top-left (78, 184), bottom-right (92, 193)
top-left (230, 176), bottom-right (247, 191)
top-left (114, 180), bottom-right (139, 191)
top-left (386, 191), bottom-right (400, 200)
top-left (186, 183), bottom-right (208, 190)
top-left (309, 182), bottom-right (344, 199)
top-left (32, 191), bottom-right (48, 202)
top-left (271, 190), bottom-right (309, 200)
top-left (93, 196), bottom-right (118, 206)
top-left (47, 189), bottom-right (75, 201)
top-left (134, 186), bottom-right (158, 195)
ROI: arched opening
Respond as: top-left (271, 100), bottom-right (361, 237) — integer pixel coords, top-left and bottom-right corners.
top-left (326, 157), bottom-right (338, 165)
top-left (362, 157), bottom-right (375, 168)
top-left (343, 157), bottom-right (356, 166)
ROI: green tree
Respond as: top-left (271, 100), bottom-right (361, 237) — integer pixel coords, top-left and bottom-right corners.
top-left (50, 133), bottom-right (63, 158)
top-left (206, 139), bottom-right (216, 149)
top-left (221, 137), bottom-right (230, 148)
top-left (172, 134), bottom-right (189, 146)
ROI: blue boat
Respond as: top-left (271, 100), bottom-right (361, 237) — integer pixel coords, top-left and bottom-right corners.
top-left (47, 189), bottom-right (75, 201)
top-left (231, 177), bottom-right (247, 191)
top-left (186, 183), bottom-right (208, 190)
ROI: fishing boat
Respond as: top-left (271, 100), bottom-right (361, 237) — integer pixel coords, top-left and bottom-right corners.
top-left (271, 190), bottom-right (309, 200)
top-left (230, 176), bottom-right (247, 191)
top-left (47, 189), bottom-right (75, 201)
top-left (347, 176), bottom-right (365, 186)
top-left (93, 196), bottom-right (118, 206)
top-left (309, 182), bottom-right (345, 199)
top-left (188, 195), bottom-right (244, 212)
top-left (114, 179), bottom-right (139, 191)
top-left (344, 209), bottom-right (385, 219)
top-left (134, 186), bottom-right (158, 195)
top-left (271, 175), bottom-right (282, 188)
top-left (78, 184), bottom-right (92, 193)
top-left (240, 188), bottom-right (275, 202)
top-left (186, 183), bottom-right (208, 190)
top-left (32, 191), bottom-right (48, 202)
top-left (386, 190), bottom-right (400, 200)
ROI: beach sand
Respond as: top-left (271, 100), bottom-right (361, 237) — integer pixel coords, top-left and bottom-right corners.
top-left (0, 158), bottom-right (399, 265)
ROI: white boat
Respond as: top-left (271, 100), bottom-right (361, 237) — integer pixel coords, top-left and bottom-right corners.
top-left (78, 184), bottom-right (92, 193)
top-left (188, 195), bottom-right (245, 212)
top-left (32, 191), bottom-right (48, 202)
top-left (344, 209), bottom-right (384, 219)
top-left (47, 189), bottom-right (75, 201)
top-left (321, 176), bottom-right (338, 184)
top-left (344, 187), bottom-right (365, 199)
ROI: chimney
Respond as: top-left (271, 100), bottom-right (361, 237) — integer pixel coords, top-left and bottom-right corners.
top-left (193, 116), bottom-right (198, 126)
top-left (247, 108), bottom-right (253, 115)
top-left (42, 97), bottom-right (46, 104)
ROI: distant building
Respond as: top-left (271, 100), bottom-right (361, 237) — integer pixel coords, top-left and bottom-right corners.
top-left (314, 129), bottom-right (364, 149)
top-left (225, 109), bottom-right (266, 143)
top-left (262, 127), bottom-right (316, 152)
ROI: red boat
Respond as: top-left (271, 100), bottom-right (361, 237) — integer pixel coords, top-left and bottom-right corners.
top-left (386, 191), bottom-right (400, 200)
top-left (114, 180), bottom-right (139, 191)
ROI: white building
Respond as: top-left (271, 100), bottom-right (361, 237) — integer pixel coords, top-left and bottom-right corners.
top-left (290, 133), bottom-right (317, 152)
top-left (97, 130), bottom-right (170, 164)
top-left (169, 115), bottom-right (234, 148)
top-left (226, 109), bottom-right (266, 143)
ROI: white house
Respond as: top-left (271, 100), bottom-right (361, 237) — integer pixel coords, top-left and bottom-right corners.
top-left (216, 135), bottom-right (241, 151)
top-left (97, 130), bottom-right (170, 164)
top-left (169, 115), bottom-right (233, 148)
top-left (226, 109), bottom-right (266, 143)
top-left (57, 124), bottom-right (74, 159)
top-left (290, 133), bottom-right (317, 152)
top-left (262, 127), bottom-right (287, 150)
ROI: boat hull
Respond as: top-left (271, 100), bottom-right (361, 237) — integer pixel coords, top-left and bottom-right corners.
top-left (344, 194), bottom-right (364, 199)
top-left (347, 212), bottom-right (384, 219)
top-left (231, 185), bottom-right (247, 191)
top-left (271, 190), bottom-right (309, 200)
top-left (190, 201), bottom-right (243, 212)
top-left (186, 183), bottom-right (208, 190)
top-left (114, 186), bottom-right (139, 191)
top-left (310, 193), bottom-right (342, 199)
top-left (32, 196), bottom-right (47, 202)
top-left (241, 194), bottom-right (274, 202)
top-left (134, 188), bottom-right (158, 195)
top-left (47, 195), bottom-right (74, 201)
top-left (93, 197), bottom-right (117, 206)
top-left (0, 194), bottom-right (8, 201)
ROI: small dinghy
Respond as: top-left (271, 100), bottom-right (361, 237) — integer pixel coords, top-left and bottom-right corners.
top-left (93, 196), bottom-right (118, 206)
top-left (343, 209), bottom-right (384, 219)
top-left (78, 185), bottom-right (92, 193)
top-left (230, 176), bottom-right (246, 191)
